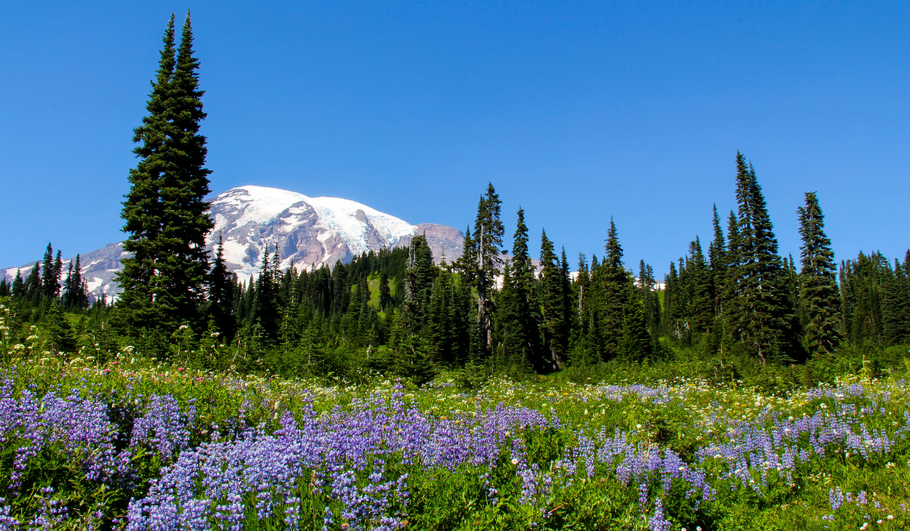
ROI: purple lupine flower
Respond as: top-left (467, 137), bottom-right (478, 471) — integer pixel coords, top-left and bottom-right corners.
top-left (130, 394), bottom-right (195, 463)
top-left (648, 498), bottom-right (671, 531)
top-left (829, 487), bottom-right (845, 512)
top-left (0, 497), bottom-right (21, 530)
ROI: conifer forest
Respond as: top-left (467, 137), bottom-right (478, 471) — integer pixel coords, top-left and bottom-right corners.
top-left (1, 13), bottom-right (909, 531)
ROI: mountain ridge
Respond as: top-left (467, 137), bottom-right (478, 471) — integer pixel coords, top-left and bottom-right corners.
top-left (2, 185), bottom-right (464, 301)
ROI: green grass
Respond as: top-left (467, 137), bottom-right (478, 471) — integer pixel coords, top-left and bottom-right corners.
top-left (1, 346), bottom-right (910, 529)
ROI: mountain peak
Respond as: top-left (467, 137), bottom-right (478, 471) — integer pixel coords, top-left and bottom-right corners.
top-left (3, 185), bottom-right (464, 300)
top-left (211, 185), bottom-right (422, 280)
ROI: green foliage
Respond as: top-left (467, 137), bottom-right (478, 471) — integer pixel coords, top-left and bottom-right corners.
top-left (3, 351), bottom-right (910, 529)
top-left (798, 192), bottom-right (842, 357)
top-left (723, 153), bottom-right (794, 363)
top-left (117, 12), bottom-right (213, 337)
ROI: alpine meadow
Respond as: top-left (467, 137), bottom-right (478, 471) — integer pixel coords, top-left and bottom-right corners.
top-left (3, 9), bottom-right (910, 531)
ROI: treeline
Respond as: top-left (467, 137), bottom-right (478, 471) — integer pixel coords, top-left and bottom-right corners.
top-left (661, 155), bottom-right (910, 364)
top-left (3, 154), bottom-right (908, 385)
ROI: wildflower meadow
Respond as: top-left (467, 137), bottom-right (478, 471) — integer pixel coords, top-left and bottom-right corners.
top-left (0, 343), bottom-right (908, 531)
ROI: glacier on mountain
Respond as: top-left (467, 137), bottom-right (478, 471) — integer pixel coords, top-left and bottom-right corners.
top-left (2, 185), bottom-right (464, 300)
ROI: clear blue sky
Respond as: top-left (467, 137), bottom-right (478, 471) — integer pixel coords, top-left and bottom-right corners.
top-left (2, 1), bottom-right (908, 275)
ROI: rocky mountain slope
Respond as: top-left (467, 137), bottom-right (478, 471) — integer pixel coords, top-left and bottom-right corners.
top-left (3, 185), bottom-right (464, 301)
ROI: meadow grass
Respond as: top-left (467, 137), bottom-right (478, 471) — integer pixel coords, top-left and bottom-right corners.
top-left (1, 348), bottom-right (909, 530)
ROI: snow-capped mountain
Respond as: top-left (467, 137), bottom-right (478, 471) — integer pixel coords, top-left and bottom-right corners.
top-left (210, 185), bottom-right (462, 280)
top-left (2, 185), bottom-right (464, 300)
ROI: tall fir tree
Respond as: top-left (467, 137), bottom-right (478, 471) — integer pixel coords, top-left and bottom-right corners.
top-left (881, 260), bottom-right (910, 346)
top-left (23, 264), bottom-right (42, 304)
top-left (686, 237), bottom-right (714, 336)
top-left (638, 260), bottom-right (660, 336)
top-left (207, 233), bottom-right (236, 339)
top-left (797, 192), bottom-right (841, 356)
top-left (402, 235), bottom-right (435, 335)
top-left (599, 218), bottom-right (627, 360)
top-left (539, 229), bottom-right (568, 371)
top-left (117, 12), bottom-right (213, 336)
top-left (41, 243), bottom-right (61, 301)
top-left (62, 255), bottom-right (88, 309)
top-left (494, 261), bottom-right (533, 373)
top-left (463, 183), bottom-right (503, 352)
top-left (510, 208), bottom-right (541, 369)
top-left (708, 204), bottom-right (727, 321)
top-left (620, 283), bottom-right (652, 361)
top-left (723, 153), bottom-right (792, 363)
top-left (11, 270), bottom-right (24, 300)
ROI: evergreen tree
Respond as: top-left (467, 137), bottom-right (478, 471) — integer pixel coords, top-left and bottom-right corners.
top-left (600, 218), bottom-right (627, 360)
top-left (708, 205), bottom-right (727, 320)
top-left (882, 260), bottom-right (910, 346)
top-left (797, 191), bottom-right (842, 356)
top-left (539, 229), bottom-right (568, 371)
top-left (402, 235), bottom-right (435, 334)
top-left (427, 265), bottom-right (469, 367)
top-left (117, 12), bottom-right (213, 335)
top-left (510, 208), bottom-right (541, 369)
top-left (251, 245), bottom-right (279, 341)
top-left (454, 225), bottom-right (476, 286)
top-left (41, 243), bottom-right (61, 300)
top-left (662, 261), bottom-right (680, 340)
top-left (560, 248), bottom-right (575, 340)
top-left (686, 237), bottom-right (713, 336)
top-left (723, 153), bottom-right (792, 363)
top-left (620, 283), bottom-right (652, 361)
top-left (23, 264), bottom-right (42, 304)
top-left (461, 183), bottom-right (503, 351)
top-left (207, 233), bottom-right (235, 339)
top-left (379, 270), bottom-right (391, 311)
top-left (44, 300), bottom-right (77, 354)
top-left (493, 261), bottom-right (532, 373)
top-left (62, 255), bottom-right (88, 309)
top-left (11, 270), bottom-right (23, 300)
top-left (575, 254), bottom-right (590, 320)
top-left (637, 260), bottom-right (657, 334)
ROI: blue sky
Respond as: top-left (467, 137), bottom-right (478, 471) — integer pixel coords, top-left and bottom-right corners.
top-left (2, 1), bottom-right (908, 275)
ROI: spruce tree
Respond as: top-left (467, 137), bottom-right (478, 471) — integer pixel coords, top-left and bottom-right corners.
top-left (427, 266), bottom-right (469, 367)
top-left (509, 208), bottom-right (541, 369)
top-left (207, 233), bottom-right (235, 339)
top-left (687, 237), bottom-right (713, 336)
top-left (23, 264), bottom-right (42, 304)
top-left (251, 245), bottom-right (279, 341)
top-left (560, 248), bottom-right (574, 341)
top-left (62, 255), bottom-right (88, 309)
top-left (708, 205), bottom-right (727, 320)
top-left (662, 261), bottom-right (679, 340)
top-left (600, 218), bottom-right (627, 360)
top-left (402, 235), bottom-right (435, 334)
top-left (41, 243), bottom-right (60, 300)
top-left (540, 229), bottom-right (567, 370)
top-left (638, 260), bottom-right (660, 335)
top-left (379, 270), bottom-right (391, 311)
top-left (493, 261), bottom-right (532, 373)
top-left (44, 300), bottom-right (78, 355)
top-left (797, 192), bottom-right (841, 356)
top-left (620, 283), bottom-right (652, 361)
top-left (882, 260), bottom-right (910, 346)
top-left (117, 12), bottom-right (213, 335)
top-left (11, 270), bottom-right (23, 300)
top-left (461, 184), bottom-right (503, 351)
top-left (723, 153), bottom-right (792, 363)
top-left (575, 254), bottom-right (589, 319)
